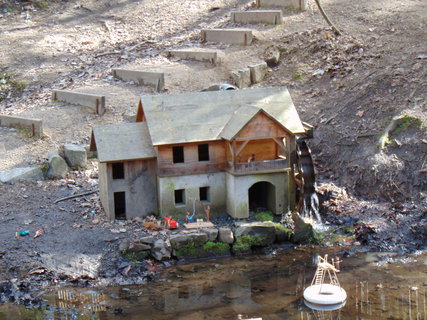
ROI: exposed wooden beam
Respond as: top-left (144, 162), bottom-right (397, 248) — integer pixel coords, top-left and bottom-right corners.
top-left (234, 135), bottom-right (286, 141)
top-left (273, 137), bottom-right (286, 151)
top-left (235, 140), bottom-right (249, 156)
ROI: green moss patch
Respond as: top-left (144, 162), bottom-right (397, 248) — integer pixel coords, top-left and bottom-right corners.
top-left (122, 250), bottom-right (150, 262)
top-left (254, 211), bottom-right (274, 222)
top-left (173, 241), bottom-right (230, 259)
top-left (232, 235), bottom-right (267, 254)
top-left (274, 223), bottom-right (294, 242)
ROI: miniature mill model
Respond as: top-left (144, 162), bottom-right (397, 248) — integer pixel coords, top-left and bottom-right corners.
top-left (303, 254), bottom-right (347, 306)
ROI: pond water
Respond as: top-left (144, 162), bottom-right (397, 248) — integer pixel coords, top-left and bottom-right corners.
top-left (1, 248), bottom-right (426, 320)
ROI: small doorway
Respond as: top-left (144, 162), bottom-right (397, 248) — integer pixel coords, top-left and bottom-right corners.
top-left (114, 191), bottom-right (126, 220)
top-left (248, 181), bottom-right (275, 213)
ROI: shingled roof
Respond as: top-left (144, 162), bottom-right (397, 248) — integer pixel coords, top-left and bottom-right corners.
top-left (91, 122), bottom-right (155, 162)
top-left (140, 86), bottom-right (305, 146)
top-left (91, 87), bottom-right (306, 162)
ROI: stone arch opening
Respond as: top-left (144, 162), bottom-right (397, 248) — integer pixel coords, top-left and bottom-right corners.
top-left (248, 181), bottom-right (276, 213)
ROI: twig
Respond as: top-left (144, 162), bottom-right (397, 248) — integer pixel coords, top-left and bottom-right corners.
top-left (54, 190), bottom-right (98, 203)
top-left (127, 40), bottom-right (157, 52)
top-left (314, 0), bottom-right (341, 35)
top-left (95, 51), bottom-right (121, 58)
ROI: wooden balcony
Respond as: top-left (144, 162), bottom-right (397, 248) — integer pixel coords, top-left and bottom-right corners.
top-left (227, 158), bottom-right (289, 174)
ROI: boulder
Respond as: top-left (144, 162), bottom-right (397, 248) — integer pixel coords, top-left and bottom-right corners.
top-left (234, 221), bottom-right (277, 246)
top-left (0, 167), bottom-right (44, 183)
top-left (231, 68), bottom-right (251, 88)
top-left (119, 239), bottom-right (151, 252)
top-left (170, 232), bottom-right (208, 247)
top-left (218, 227), bottom-right (234, 244)
top-left (64, 144), bottom-right (87, 170)
top-left (200, 228), bottom-right (218, 241)
top-left (47, 151), bottom-right (68, 179)
top-left (291, 211), bottom-right (315, 243)
top-left (151, 239), bottom-right (171, 261)
top-left (249, 62), bottom-right (268, 83)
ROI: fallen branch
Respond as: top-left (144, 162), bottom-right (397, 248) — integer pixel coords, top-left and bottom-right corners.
top-left (314, 0), bottom-right (341, 35)
top-left (54, 190), bottom-right (98, 203)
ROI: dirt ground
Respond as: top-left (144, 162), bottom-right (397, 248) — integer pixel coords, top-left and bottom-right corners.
top-left (0, 0), bottom-right (426, 304)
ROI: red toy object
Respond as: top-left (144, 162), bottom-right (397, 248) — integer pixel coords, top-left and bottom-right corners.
top-left (168, 219), bottom-right (178, 229)
top-left (164, 217), bottom-right (178, 229)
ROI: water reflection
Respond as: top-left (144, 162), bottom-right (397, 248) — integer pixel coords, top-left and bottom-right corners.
top-left (0, 250), bottom-right (425, 320)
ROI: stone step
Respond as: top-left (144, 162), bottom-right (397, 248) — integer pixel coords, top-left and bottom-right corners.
top-left (166, 48), bottom-right (220, 64)
top-left (112, 68), bottom-right (165, 92)
top-left (52, 90), bottom-right (106, 115)
top-left (201, 29), bottom-right (253, 45)
top-left (256, 0), bottom-right (307, 11)
top-left (0, 115), bottom-right (43, 138)
top-left (231, 10), bottom-right (283, 24)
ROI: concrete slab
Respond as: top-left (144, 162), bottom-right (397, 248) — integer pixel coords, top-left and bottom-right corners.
top-left (256, 0), bottom-right (306, 11)
top-left (166, 48), bottom-right (219, 64)
top-left (0, 115), bottom-right (43, 138)
top-left (52, 90), bottom-right (106, 115)
top-left (0, 167), bottom-right (44, 183)
top-left (231, 10), bottom-right (283, 24)
top-left (112, 69), bottom-right (165, 92)
top-left (201, 29), bottom-right (253, 45)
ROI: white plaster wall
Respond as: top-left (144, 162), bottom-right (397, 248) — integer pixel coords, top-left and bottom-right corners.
top-left (225, 171), bottom-right (290, 219)
top-left (158, 172), bottom-right (226, 218)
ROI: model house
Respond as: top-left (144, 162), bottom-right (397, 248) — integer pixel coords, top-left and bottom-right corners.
top-left (90, 87), bottom-right (310, 220)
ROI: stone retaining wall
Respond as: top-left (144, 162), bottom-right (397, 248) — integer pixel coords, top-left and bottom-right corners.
top-left (120, 220), bottom-right (313, 262)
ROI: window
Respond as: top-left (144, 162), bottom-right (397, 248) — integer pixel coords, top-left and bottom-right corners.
top-left (173, 146), bottom-right (184, 163)
top-left (199, 187), bottom-right (210, 202)
top-left (112, 162), bottom-right (124, 179)
top-left (174, 189), bottom-right (185, 205)
top-left (198, 144), bottom-right (210, 161)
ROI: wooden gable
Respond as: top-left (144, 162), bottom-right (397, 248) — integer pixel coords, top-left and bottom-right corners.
top-left (135, 100), bottom-right (145, 122)
top-left (234, 111), bottom-right (291, 140)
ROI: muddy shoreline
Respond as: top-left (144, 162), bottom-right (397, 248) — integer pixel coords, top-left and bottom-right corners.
top-left (0, 177), bottom-right (425, 307)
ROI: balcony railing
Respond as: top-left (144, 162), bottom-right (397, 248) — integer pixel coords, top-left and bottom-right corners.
top-left (227, 159), bottom-right (289, 174)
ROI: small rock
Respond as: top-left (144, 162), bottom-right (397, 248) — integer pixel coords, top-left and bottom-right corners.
top-left (47, 151), bottom-right (68, 179)
top-left (218, 227), bottom-right (234, 244)
top-left (264, 46), bottom-right (280, 67)
top-left (63, 144), bottom-right (87, 170)
top-left (151, 239), bottom-right (171, 261)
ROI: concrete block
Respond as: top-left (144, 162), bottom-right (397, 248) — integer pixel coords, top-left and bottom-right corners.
top-left (201, 29), bottom-right (253, 45)
top-left (0, 167), bottom-right (44, 183)
top-left (200, 228), bottom-right (219, 241)
top-left (249, 62), bottom-right (268, 83)
top-left (0, 115), bottom-right (43, 138)
top-left (231, 68), bottom-right (251, 88)
top-left (256, 0), bottom-right (307, 11)
top-left (167, 48), bottom-right (219, 64)
top-left (219, 227), bottom-right (234, 244)
top-left (52, 90), bottom-right (105, 115)
top-left (231, 10), bottom-right (283, 25)
top-left (47, 151), bottom-right (68, 179)
top-left (64, 144), bottom-right (87, 170)
top-left (112, 69), bottom-right (165, 92)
